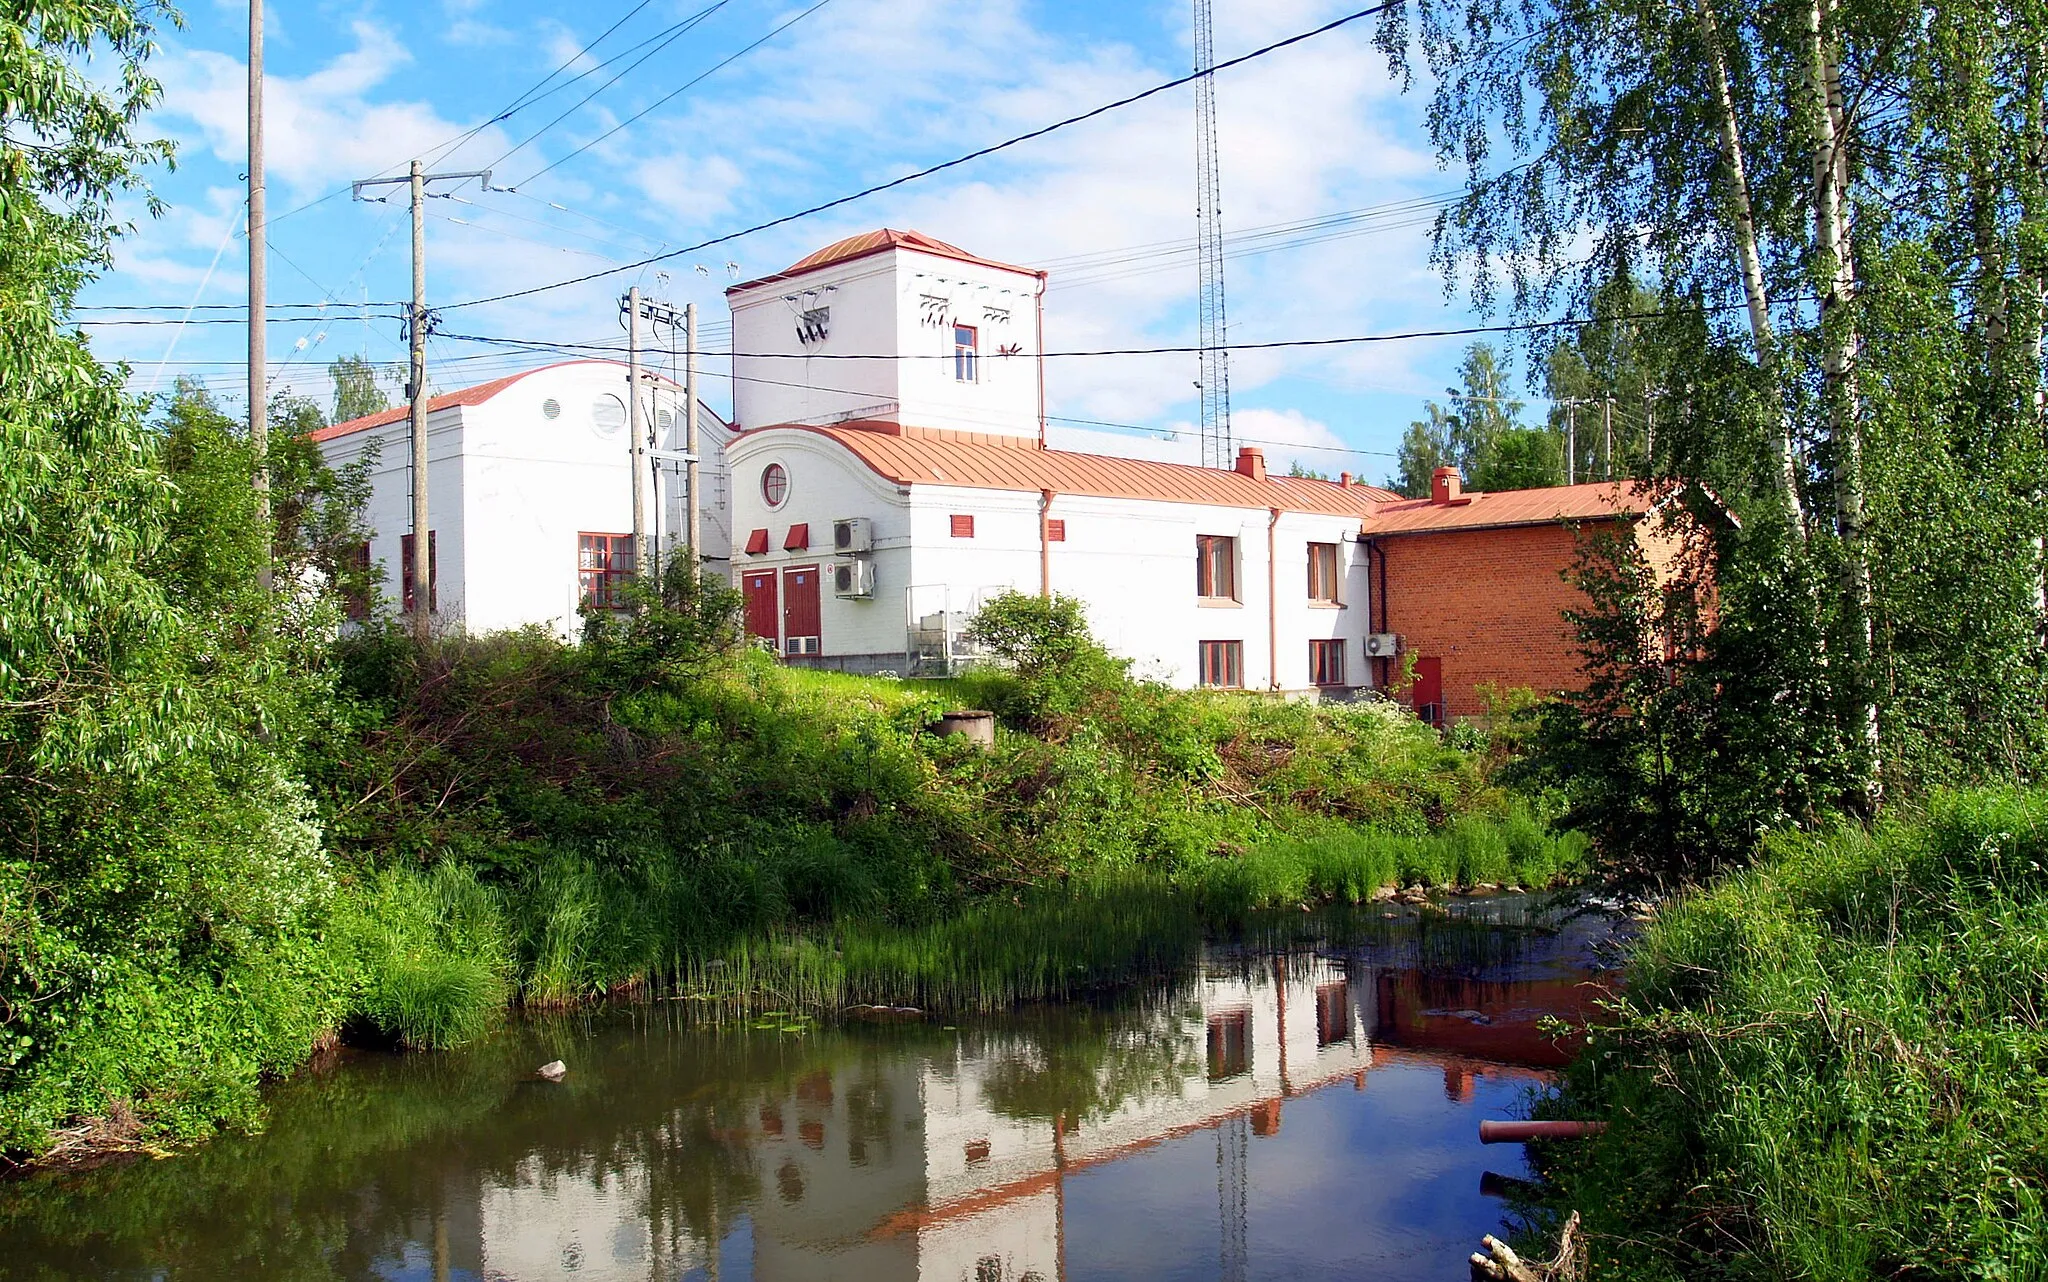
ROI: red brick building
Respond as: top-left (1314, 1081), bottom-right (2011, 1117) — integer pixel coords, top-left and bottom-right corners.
top-left (1360, 467), bottom-right (1690, 723)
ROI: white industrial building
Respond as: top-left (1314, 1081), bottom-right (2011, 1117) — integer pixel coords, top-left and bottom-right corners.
top-left (724, 229), bottom-right (1400, 691)
top-left (313, 359), bottom-right (734, 635)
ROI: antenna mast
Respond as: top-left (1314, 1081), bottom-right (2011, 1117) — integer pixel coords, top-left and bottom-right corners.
top-left (1193, 0), bottom-right (1232, 469)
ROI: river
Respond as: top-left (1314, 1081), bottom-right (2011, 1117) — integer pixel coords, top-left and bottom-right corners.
top-left (0, 897), bottom-right (1617, 1281)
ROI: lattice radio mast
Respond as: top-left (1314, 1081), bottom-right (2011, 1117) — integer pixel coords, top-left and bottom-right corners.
top-left (1193, 0), bottom-right (1233, 468)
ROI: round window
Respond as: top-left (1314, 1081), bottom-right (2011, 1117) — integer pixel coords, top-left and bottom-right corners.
top-left (656, 408), bottom-right (674, 432)
top-left (540, 397), bottom-right (562, 420)
top-left (761, 463), bottom-right (789, 508)
top-left (592, 394), bottom-right (626, 438)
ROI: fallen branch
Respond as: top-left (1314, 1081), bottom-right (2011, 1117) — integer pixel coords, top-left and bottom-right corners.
top-left (1470, 1211), bottom-right (1583, 1282)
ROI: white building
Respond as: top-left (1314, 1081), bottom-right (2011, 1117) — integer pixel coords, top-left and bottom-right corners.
top-left (724, 229), bottom-right (1400, 691)
top-left (313, 359), bottom-right (734, 635)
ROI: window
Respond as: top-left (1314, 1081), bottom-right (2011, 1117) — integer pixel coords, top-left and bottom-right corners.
top-left (1199, 640), bottom-right (1243, 689)
top-left (1307, 541), bottom-right (1340, 603)
top-left (400, 531), bottom-right (437, 613)
top-left (1207, 1008), bottom-right (1250, 1081)
top-left (950, 514), bottom-right (976, 538)
top-left (1310, 638), bottom-right (1346, 687)
top-left (592, 394), bottom-right (626, 438)
top-left (1315, 981), bottom-right (1351, 1046)
top-left (578, 533), bottom-right (636, 608)
top-left (342, 541), bottom-right (372, 621)
top-left (1046, 518), bottom-right (1067, 542)
top-left (1196, 534), bottom-right (1237, 599)
top-left (761, 463), bottom-right (789, 508)
top-left (954, 324), bottom-right (978, 382)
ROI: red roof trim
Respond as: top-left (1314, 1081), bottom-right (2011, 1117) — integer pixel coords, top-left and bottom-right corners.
top-left (744, 528), bottom-right (771, 555)
top-left (309, 359), bottom-right (694, 445)
top-left (726, 228), bottom-right (1045, 295)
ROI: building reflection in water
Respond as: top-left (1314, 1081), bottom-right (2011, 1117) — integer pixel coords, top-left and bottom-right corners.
top-left (420, 950), bottom-right (1582, 1282)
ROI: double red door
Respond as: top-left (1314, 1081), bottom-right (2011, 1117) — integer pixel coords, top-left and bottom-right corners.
top-left (739, 566), bottom-right (821, 655)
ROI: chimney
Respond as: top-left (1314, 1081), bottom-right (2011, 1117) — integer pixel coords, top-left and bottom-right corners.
top-left (1234, 446), bottom-right (1267, 482)
top-left (1339, 471), bottom-right (1353, 487)
top-left (1431, 466), bottom-right (1463, 505)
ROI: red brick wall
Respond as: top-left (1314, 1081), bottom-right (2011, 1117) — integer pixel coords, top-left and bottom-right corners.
top-left (1374, 522), bottom-right (1614, 720)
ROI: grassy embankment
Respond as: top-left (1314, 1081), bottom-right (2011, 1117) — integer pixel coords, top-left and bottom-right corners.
top-left (1530, 787), bottom-right (2048, 1280)
top-left (0, 605), bottom-right (1584, 1160)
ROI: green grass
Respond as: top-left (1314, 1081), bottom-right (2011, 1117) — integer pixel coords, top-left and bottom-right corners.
top-left (1533, 787), bottom-right (2048, 1281)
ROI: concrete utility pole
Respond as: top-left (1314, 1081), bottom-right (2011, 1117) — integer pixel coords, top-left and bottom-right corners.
top-left (350, 164), bottom-right (492, 641)
top-left (625, 286), bottom-right (647, 575)
top-left (247, 0), bottom-right (269, 590)
top-left (1602, 396), bottom-right (1614, 480)
top-left (1565, 401), bottom-right (1576, 485)
top-left (686, 301), bottom-right (701, 572)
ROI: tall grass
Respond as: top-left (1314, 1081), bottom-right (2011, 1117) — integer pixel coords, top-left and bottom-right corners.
top-left (339, 864), bottom-right (512, 1049)
top-left (1536, 787), bottom-right (2048, 1281)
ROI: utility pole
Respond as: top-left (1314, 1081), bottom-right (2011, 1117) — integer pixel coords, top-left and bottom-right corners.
top-left (248, 0), bottom-right (269, 590)
top-left (1565, 401), bottom-right (1576, 485)
top-left (625, 286), bottom-right (647, 575)
top-left (686, 301), bottom-right (701, 573)
top-left (351, 163), bottom-right (492, 641)
top-left (1602, 396), bottom-right (1614, 480)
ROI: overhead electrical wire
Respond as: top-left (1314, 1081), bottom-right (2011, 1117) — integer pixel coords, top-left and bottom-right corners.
top-left (445, 0), bottom-right (1404, 311)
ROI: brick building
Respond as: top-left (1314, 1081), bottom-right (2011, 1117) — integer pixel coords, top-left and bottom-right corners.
top-left (1360, 466), bottom-right (1686, 722)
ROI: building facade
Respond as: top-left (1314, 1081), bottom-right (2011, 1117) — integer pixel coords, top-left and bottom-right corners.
top-left (313, 359), bottom-right (734, 635)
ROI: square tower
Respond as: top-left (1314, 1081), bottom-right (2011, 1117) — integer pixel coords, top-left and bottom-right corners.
top-left (726, 229), bottom-right (1046, 439)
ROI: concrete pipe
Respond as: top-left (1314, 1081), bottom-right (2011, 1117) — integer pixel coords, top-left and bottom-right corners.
top-left (931, 710), bottom-right (996, 749)
top-left (1479, 1119), bottom-right (1607, 1143)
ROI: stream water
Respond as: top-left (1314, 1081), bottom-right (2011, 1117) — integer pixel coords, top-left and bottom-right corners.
top-left (0, 897), bottom-right (1619, 1282)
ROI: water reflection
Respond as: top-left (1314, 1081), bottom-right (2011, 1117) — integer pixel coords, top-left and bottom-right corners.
top-left (0, 904), bottom-right (1611, 1282)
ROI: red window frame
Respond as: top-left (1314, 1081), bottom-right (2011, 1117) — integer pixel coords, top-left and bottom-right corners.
top-left (578, 532), bottom-right (636, 609)
top-left (761, 462), bottom-right (789, 508)
top-left (1199, 640), bottom-right (1243, 689)
top-left (1310, 638), bottom-right (1346, 687)
top-left (1307, 541), bottom-right (1340, 603)
top-left (950, 514), bottom-right (975, 538)
top-left (400, 531), bottom-right (437, 614)
top-left (953, 324), bottom-right (978, 382)
top-left (1196, 534), bottom-right (1237, 599)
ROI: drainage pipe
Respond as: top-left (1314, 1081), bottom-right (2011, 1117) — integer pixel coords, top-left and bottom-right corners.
top-left (1039, 489), bottom-right (1055, 598)
top-left (1268, 507), bottom-right (1282, 690)
top-left (1479, 1120), bottom-right (1608, 1144)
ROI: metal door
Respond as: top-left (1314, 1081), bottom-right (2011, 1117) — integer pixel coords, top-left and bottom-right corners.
top-left (782, 565), bottom-right (821, 654)
top-left (1411, 655), bottom-right (1444, 728)
top-left (741, 570), bottom-right (778, 643)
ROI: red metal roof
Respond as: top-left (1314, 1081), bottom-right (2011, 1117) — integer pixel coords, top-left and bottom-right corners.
top-left (726, 229), bottom-right (1044, 294)
top-left (308, 359), bottom-right (678, 444)
top-left (1361, 481), bottom-right (1648, 535)
top-left (745, 423), bottom-right (1402, 516)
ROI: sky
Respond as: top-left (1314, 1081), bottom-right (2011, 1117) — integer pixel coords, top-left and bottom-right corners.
top-left (76, 0), bottom-right (1544, 485)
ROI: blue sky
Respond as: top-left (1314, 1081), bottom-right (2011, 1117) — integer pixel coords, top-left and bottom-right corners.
top-left (81, 0), bottom-right (1533, 484)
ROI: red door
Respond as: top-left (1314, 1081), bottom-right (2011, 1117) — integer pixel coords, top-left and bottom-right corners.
top-left (742, 571), bottom-right (778, 643)
top-left (1411, 656), bottom-right (1444, 727)
top-left (782, 565), bottom-right (821, 655)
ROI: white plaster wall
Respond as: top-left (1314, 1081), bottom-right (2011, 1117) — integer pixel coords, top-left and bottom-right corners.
top-left (728, 246), bottom-right (1041, 437)
top-left (316, 361), bottom-right (732, 637)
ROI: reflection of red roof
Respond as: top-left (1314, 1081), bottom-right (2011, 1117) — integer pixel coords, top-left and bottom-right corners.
top-left (746, 423), bottom-right (1403, 516)
top-left (1362, 481), bottom-right (1647, 536)
top-left (727, 229), bottom-right (1044, 294)
top-left (308, 359), bottom-right (691, 444)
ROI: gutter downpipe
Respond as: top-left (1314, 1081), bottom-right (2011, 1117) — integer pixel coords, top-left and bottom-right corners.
top-left (1034, 273), bottom-right (1049, 450)
top-left (1367, 534), bottom-right (1389, 688)
top-left (1040, 489), bottom-right (1055, 598)
top-left (1268, 507), bottom-right (1282, 691)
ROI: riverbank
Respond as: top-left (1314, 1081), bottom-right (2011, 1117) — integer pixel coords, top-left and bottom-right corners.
top-left (1527, 786), bottom-right (2048, 1279)
top-left (0, 606), bottom-right (1586, 1164)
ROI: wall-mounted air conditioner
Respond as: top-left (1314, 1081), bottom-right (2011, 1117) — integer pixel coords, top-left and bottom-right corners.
top-left (1362, 633), bottom-right (1400, 658)
top-left (784, 635), bottom-right (822, 656)
top-left (833, 560), bottom-right (875, 599)
top-left (833, 517), bottom-right (873, 554)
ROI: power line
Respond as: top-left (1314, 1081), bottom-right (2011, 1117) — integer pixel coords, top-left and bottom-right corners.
top-left (445, 0), bottom-right (1402, 310)
top-left (516, 0), bottom-right (838, 188)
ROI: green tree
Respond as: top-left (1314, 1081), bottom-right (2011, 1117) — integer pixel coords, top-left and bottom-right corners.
top-left (1394, 342), bottom-right (1563, 493)
top-left (329, 354), bottom-right (391, 424)
top-left (1394, 402), bottom-right (1456, 497)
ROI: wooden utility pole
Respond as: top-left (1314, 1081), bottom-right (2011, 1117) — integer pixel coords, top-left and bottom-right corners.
top-left (248, 0), bottom-right (270, 590)
top-left (685, 301), bottom-right (700, 572)
top-left (1602, 397), bottom-right (1614, 480)
top-left (351, 164), bottom-right (492, 641)
top-left (625, 286), bottom-right (648, 574)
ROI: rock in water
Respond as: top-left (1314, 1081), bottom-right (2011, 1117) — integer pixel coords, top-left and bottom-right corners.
top-left (537, 1060), bottom-right (567, 1082)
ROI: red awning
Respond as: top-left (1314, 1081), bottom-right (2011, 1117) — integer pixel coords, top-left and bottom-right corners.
top-left (744, 528), bottom-right (770, 555)
top-left (784, 523), bottom-right (810, 550)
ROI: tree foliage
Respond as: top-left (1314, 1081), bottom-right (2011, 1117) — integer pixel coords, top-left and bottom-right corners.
top-left (1394, 341), bottom-right (1567, 494)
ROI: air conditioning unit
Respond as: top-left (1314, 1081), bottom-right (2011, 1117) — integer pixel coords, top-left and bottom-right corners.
top-left (784, 635), bottom-right (821, 656)
top-left (832, 559), bottom-right (875, 599)
top-left (832, 517), bottom-right (873, 553)
top-left (1362, 633), bottom-right (1401, 658)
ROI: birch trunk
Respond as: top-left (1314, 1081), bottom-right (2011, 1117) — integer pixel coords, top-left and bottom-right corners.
top-left (1697, 0), bottom-right (1805, 531)
top-left (1809, 0), bottom-right (1880, 803)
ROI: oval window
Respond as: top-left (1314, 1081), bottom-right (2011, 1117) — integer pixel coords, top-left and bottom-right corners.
top-left (592, 394), bottom-right (626, 438)
top-left (761, 463), bottom-right (789, 508)
top-left (657, 408), bottom-right (674, 432)
top-left (541, 397), bottom-right (563, 420)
